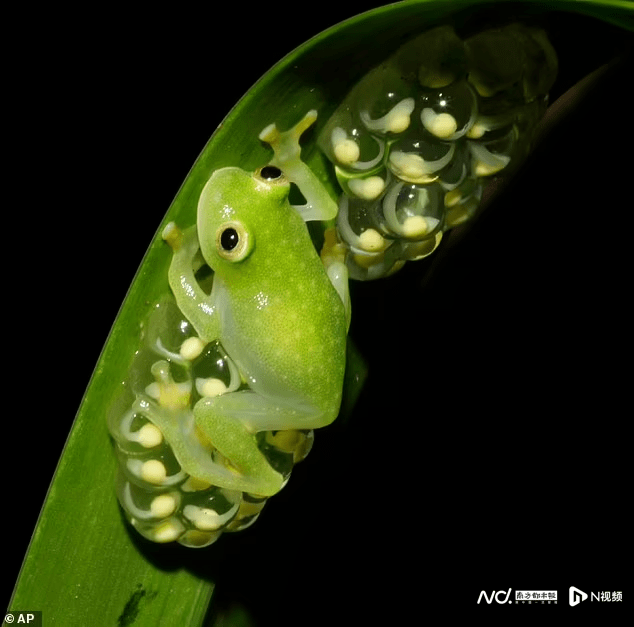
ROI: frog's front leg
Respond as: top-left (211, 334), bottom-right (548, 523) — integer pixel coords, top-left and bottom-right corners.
top-left (259, 110), bottom-right (339, 223)
top-left (162, 222), bottom-right (219, 343)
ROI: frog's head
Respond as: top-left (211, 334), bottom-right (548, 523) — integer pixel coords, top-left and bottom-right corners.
top-left (197, 166), bottom-right (291, 272)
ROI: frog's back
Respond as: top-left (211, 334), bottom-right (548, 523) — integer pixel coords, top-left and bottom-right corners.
top-left (217, 197), bottom-right (347, 415)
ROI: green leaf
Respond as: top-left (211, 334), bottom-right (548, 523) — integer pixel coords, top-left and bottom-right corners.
top-left (9, 1), bottom-right (632, 625)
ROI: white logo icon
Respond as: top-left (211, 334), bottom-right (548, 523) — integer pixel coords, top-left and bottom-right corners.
top-left (477, 589), bottom-right (512, 604)
top-left (569, 587), bottom-right (588, 606)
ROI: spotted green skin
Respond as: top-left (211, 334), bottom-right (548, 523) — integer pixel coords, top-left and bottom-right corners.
top-left (166, 166), bottom-right (348, 496)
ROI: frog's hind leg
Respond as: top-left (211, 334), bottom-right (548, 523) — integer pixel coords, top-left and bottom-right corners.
top-left (193, 390), bottom-right (325, 496)
top-left (130, 396), bottom-right (255, 494)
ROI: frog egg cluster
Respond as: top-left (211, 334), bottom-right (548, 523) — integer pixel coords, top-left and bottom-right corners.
top-left (107, 297), bottom-right (313, 547)
top-left (318, 23), bottom-right (557, 279)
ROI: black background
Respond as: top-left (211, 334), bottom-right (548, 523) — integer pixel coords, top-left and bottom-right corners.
top-left (6, 2), bottom-right (630, 624)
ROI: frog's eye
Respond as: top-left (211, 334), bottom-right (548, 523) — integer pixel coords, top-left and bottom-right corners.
top-left (215, 221), bottom-right (252, 262)
top-left (256, 165), bottom-right (285, 182)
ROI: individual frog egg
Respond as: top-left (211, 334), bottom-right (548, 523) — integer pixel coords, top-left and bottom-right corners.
top-left (133, 516), bottom-right (186, 544)
top-left (180, 485), bottom-right (241, 535)
top-left (336, 168), bottom-right (390, 202)
top-left (398, 231), bottom-right (444, 261)
top-left (347, 246), bottom-right (395, 276)
top-left (226, 493), bottom-right (268, 532)
top-left (468, 124), bottom-right (519, 177)
top-left (436, 141), bottom-right (470, 191)
top-left (419, 80), bottom-right (478, 141)
top-left (360, 97), bottom-right (416, 136)
top-left (111, 408), bottom-right (165, 454)
top-left (443, 177), bottom-right (483, 228)
top-left (317, 107), bottom-right (386, 174)
top-left (118, 479), bottom-right (187, 544)
top-left (255, 431), bottom-right (297, 484)
top-left (336, 194), bottom-right (380, 242)
top-left (387, 136), bottom-right (455, 184)
top-left (143, 296), bottom-right (199, 361)
top-left (263, 429), bottom-right (315, 464)
top-left (465, 25), bottom-right (527, 100)
top-left (410, 25), bottom-right (468, 88)
top-left (117, 472), bottom-right (180, 520)
top-left (120, 442), bottom-right (187, 489)
top-left (177, 528), bottom-right (223, 548)
top-left (334, 51), bottom-right (419, 137)
top-left (465, 104), bottom-right (542, 174)
top-left (381, 24), bottom-right (468, 90)
top-left (191, 340), bottom-right (241, 400)
top-left (336, 195), bottom-right (391, 255)
top-left (347, 246), bottom-right (406, 281)
top-left (177, 484), bottom-right (239, 548)
top-left (466, 108), bottom-right (523, 140)
top-left (335, 196), bottom-right (406, 279)
top-left (351, 64), bottom-right (418, 136)
top-left (116, 346), bottom-right (161, 400)
top-left (107, 384), bottom-right (137, 449)
top-left (464, 23), bottom-right (557, 106)
top-left (380, 180), bottom-right (445, 240)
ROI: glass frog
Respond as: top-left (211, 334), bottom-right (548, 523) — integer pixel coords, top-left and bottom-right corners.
top-left (160, 119), bottom-right (350, 498)
top-left (108, 113), bottom-right (351, 547)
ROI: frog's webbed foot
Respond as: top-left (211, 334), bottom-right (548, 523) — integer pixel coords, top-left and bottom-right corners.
top-left (259, 109), bottom-right (317, 167)
top-left (259, 110), bottom-right (339, 223)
